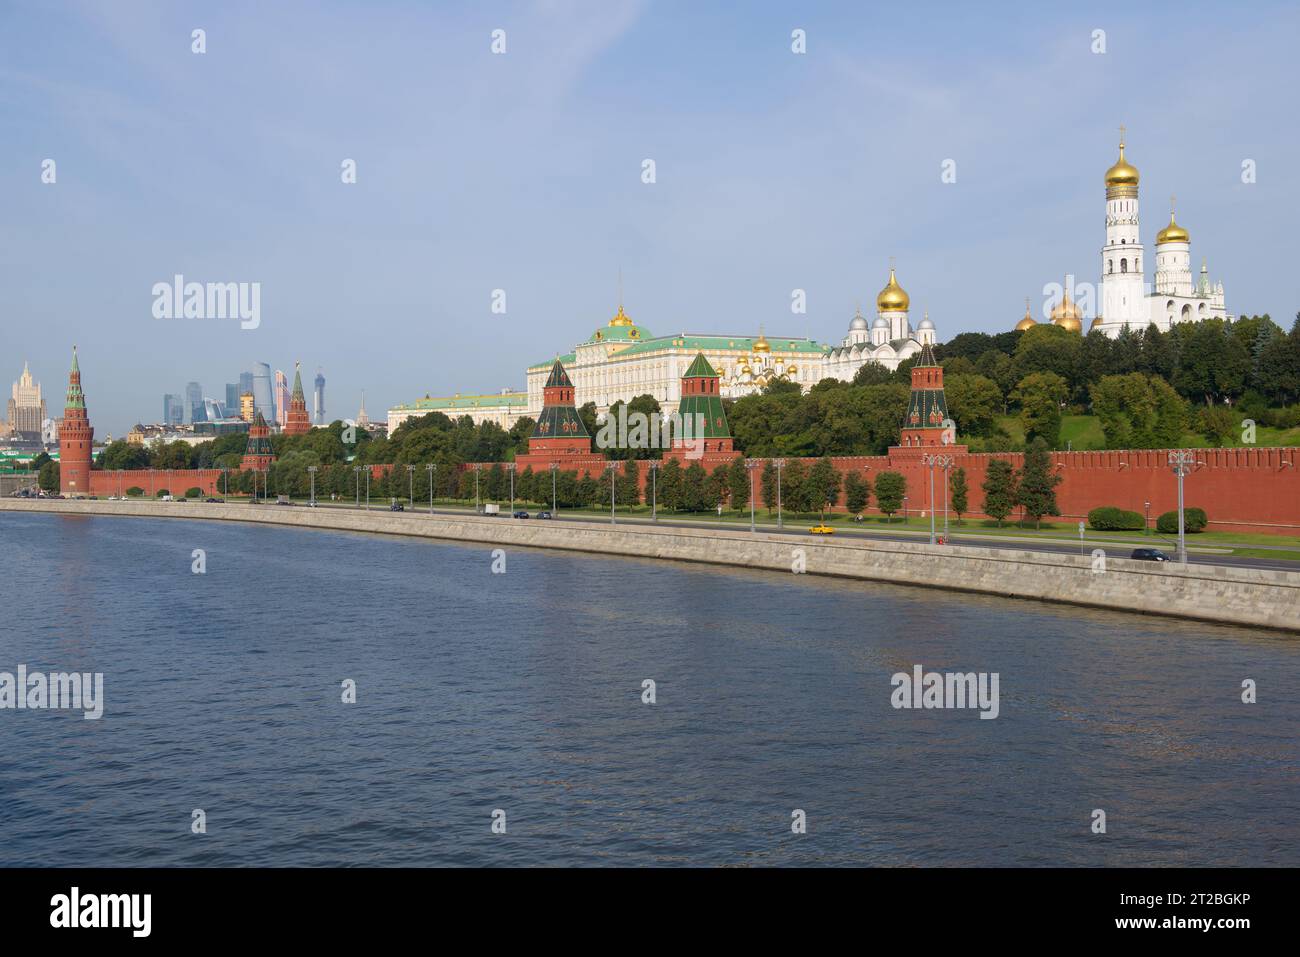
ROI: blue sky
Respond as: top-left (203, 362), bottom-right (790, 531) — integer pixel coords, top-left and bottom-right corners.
top-left (3, 0), bottom-right (1297, 436)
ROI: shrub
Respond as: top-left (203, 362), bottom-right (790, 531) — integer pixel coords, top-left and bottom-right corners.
top-left (155, 488), bottom-right (171, 498)
top-left (185, 486), bottom-right (202, 498)
top-left (125, 486), bottom-right (144, 497)
top-left (1087, 506), bottom-right (1145, 531)
top-left (1156, 507), bottom-right (1207, 534)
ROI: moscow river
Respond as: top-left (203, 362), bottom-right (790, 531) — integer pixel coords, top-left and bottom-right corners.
top-left (1, 511), bottom-right (1296, 866)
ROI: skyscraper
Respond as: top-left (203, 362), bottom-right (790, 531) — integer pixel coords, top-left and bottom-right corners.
top-left (163, 393), bottom-right (184, 425)
top-left (274, 369), bottom-right (289, 427)
top-left (313, 369), bottom-right (326, 425)
top-left (251, 363), bottom-right (274, 424)
top-left (186, 381), bottom-right (205, 424)
top-left (225, 382), bottom-right (240, 412)
top-left (7, 362), bottom-right (45, 436)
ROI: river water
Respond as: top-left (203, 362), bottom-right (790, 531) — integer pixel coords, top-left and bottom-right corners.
top-left (1, 511), bottom-right (1296, 866)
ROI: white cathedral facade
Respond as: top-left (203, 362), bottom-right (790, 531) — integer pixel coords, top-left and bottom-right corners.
top-left (1093, 130), bottom-right (1229, 336)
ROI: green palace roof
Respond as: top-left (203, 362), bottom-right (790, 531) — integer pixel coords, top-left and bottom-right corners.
top-left (528, 352), bottom-right (577, 373)
top-left (393, 392), bottom-right (528, 412)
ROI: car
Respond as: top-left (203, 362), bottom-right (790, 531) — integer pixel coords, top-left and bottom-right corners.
top-left (204, 497), bottom-right (223, 503)
top-left (809, 524), bottom-right (834, 535)
top-left (537, 510), bottom-right (552, 519)
top-left (161, 494), bottom-right (174, 501)
top-left (513, 510), bottom-right (529, 519)
top-left (389, 503), bottom-right (405, 512)
top-left (1130, 548), bottom-right (1171, 562)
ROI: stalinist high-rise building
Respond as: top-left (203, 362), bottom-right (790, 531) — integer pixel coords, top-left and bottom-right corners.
top-left (7, 361), bottom-right (46, 437)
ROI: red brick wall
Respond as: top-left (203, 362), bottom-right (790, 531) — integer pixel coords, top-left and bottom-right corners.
top-left (89, 469), bottom-right (224, 496)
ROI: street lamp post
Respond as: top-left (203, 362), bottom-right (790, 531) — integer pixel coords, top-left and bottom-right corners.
top-left (426, 464), bottom-right (435, 514)
top-left (506, 463), bottom-right (516, 515)
top-left (1168, 451), bottom-right (1199, 564)
top-left (365, 469), bottom-right (370, 510)
top-left (920, 453), bottom-right (953, 544)
top-left (774, 458), bottom-right (785, 529)
top-left (308, 465), bottom-right (317, 506)
top-left (606, 460), bottom-right (618, 525)
top-left (150, 468), bottom-right (156, 498)
top-left (1144, 500), bottom-right (1151, 535)
top-left (744, 459), bottom-right (760, 532)
top-left (902, 495), bottom-right (909, 525)
top-left (549, 462), bottom-right (558, 516)
top-left (353, 466), bottom-right (362, 508)
top-left (648, 460), bottom-right (659, 521)
top-left (407, 464), bottom-right (415, 508)
top-left (474, 464), bottom-right (481, 512)
top-left (220, 466), bottom-right (229, 499)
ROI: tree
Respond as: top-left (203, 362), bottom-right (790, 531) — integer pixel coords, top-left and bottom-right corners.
top-left (950, 467), bottom-right (969, 523)
top-left (944, 374), bottom-right (1002, 437)
top-left (844, 471), bottom-right (871, 516)
top-left (874, 471), bottom-right (906, 520)
top-left (981, 458), bottom-right (1018, 527)
top-left (851, 361), bottom-right (893, 386)
top-left (659, 458), bottom-right (684, 511)
top-left (727, 456), bottom-right (750, 512)
top-left (760, 461), bottom-right (777, 513)
top-left (1011, 371), bottom-right (1069, 448)
top-left (1015, 438), bottom-right (1062, 529)
top-left (682, 462), bottom-right (709, 511)
top-left (1090, 373), bottom-right (1189, 449)
top-left (781, 459), bottom-right (809, 513)
top-left (38, 460), bottom-right (60, 492)
top-left (806, 456), bottom-right (841, 515)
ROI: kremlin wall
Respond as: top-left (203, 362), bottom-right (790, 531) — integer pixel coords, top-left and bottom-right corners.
top-left (57, 340), bottom-right (1300, 534)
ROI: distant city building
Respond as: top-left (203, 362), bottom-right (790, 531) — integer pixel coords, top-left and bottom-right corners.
top-left (163, 393), bottom-right (184, 426)
top-left (225, 382), bottom-right (240, 412)
top-left (239, 392), bottom-right (254, 422)
top-left (251, 362), bottom-right (274, 424)
top-left (202, 397), bottom-right (226, 422)
top-left (7, 361), bottom-right (46, 437)
top-left (313, 369), bottom-right (326, 425)
top-left (41, 417), bottom-right (59, 445)
top-left (356, 393), bottom-right (370, 430)
top-left (283, 363), bottom-right (311, 435)
top-left (274, 369), bottom-right (290, 427)
top-left (238, 371), bottom-right (253, 396)
top-left (186, 381), bottom-right (204, 424)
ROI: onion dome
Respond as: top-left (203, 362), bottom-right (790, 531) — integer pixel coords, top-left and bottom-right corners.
top-left (1104, 129), bottom-right (1139, 193)
top-left (849, 306), bottom-right (869, 331)
top-left (917, 311), bottom-right (934, 330)
top-left (1015, 297), bottom-right (1037, 332)
top-left (1050, 280), bottom-right (1084, 334)
top-left (1156, 203), bottom-right (1190, 245)
top-left (876, 267), bottom-right (910, 312)
top-left (872, 316), bottom-right (889, 329)
top-left (786, 364), bottom-right (798, 375)
top-left (752, 331), bottom-right (771, 353)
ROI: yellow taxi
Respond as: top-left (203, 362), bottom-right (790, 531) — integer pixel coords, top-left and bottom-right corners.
top-left (809, 524), bottom-right (835, 535)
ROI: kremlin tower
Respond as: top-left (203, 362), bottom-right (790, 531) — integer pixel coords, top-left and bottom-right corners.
top-left (896, 342), bottom-right (954, 450)
top-left (240, 410), bottom-right (276, 471)
top-left (59, 346), bottom-right (94, 497)
top-left (668, 353), bottom-right (733, 458)
top-left (284, 362), bottom-right (311, 436)
top-left (528, 359), bottom-right (591, 456)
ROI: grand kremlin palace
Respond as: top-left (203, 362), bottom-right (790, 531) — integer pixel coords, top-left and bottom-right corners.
top-left (388, 267), bottom-right (938, 432)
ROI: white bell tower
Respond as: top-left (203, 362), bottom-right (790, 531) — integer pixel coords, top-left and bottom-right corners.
top-left (1099, 127), bottom-right (1146, 330)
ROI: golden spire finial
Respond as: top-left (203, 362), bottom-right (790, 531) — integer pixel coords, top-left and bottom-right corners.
top-left (1119, 124), bottom-right (1126, 150)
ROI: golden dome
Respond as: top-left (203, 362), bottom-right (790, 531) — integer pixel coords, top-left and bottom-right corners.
top-left (752, 332), bottom-right (771, 353)
top-left (1015, 297), bottom-right (1037, 332)
top-left (876, 267), bottom-right (910, 312)
top-left (786, 364), bottom-right (798, 375)
top-left (1156, 206), bottom-right (1190, 245)
top-left (741, 364), bottom-right (752, 375)
top-left (1104, 130), bottom-right (1139, 190)
top-left (608, 303), bottom-right (633, 327)
top-left (1050, 280), bottom-right (1083, 333)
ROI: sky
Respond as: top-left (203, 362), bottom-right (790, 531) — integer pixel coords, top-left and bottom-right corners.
top-left (2, 0), bottom-right (1298, 437)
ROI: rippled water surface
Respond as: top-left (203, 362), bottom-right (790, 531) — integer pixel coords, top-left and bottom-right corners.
top-left (1, 511), bottom-right (1296, 866)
